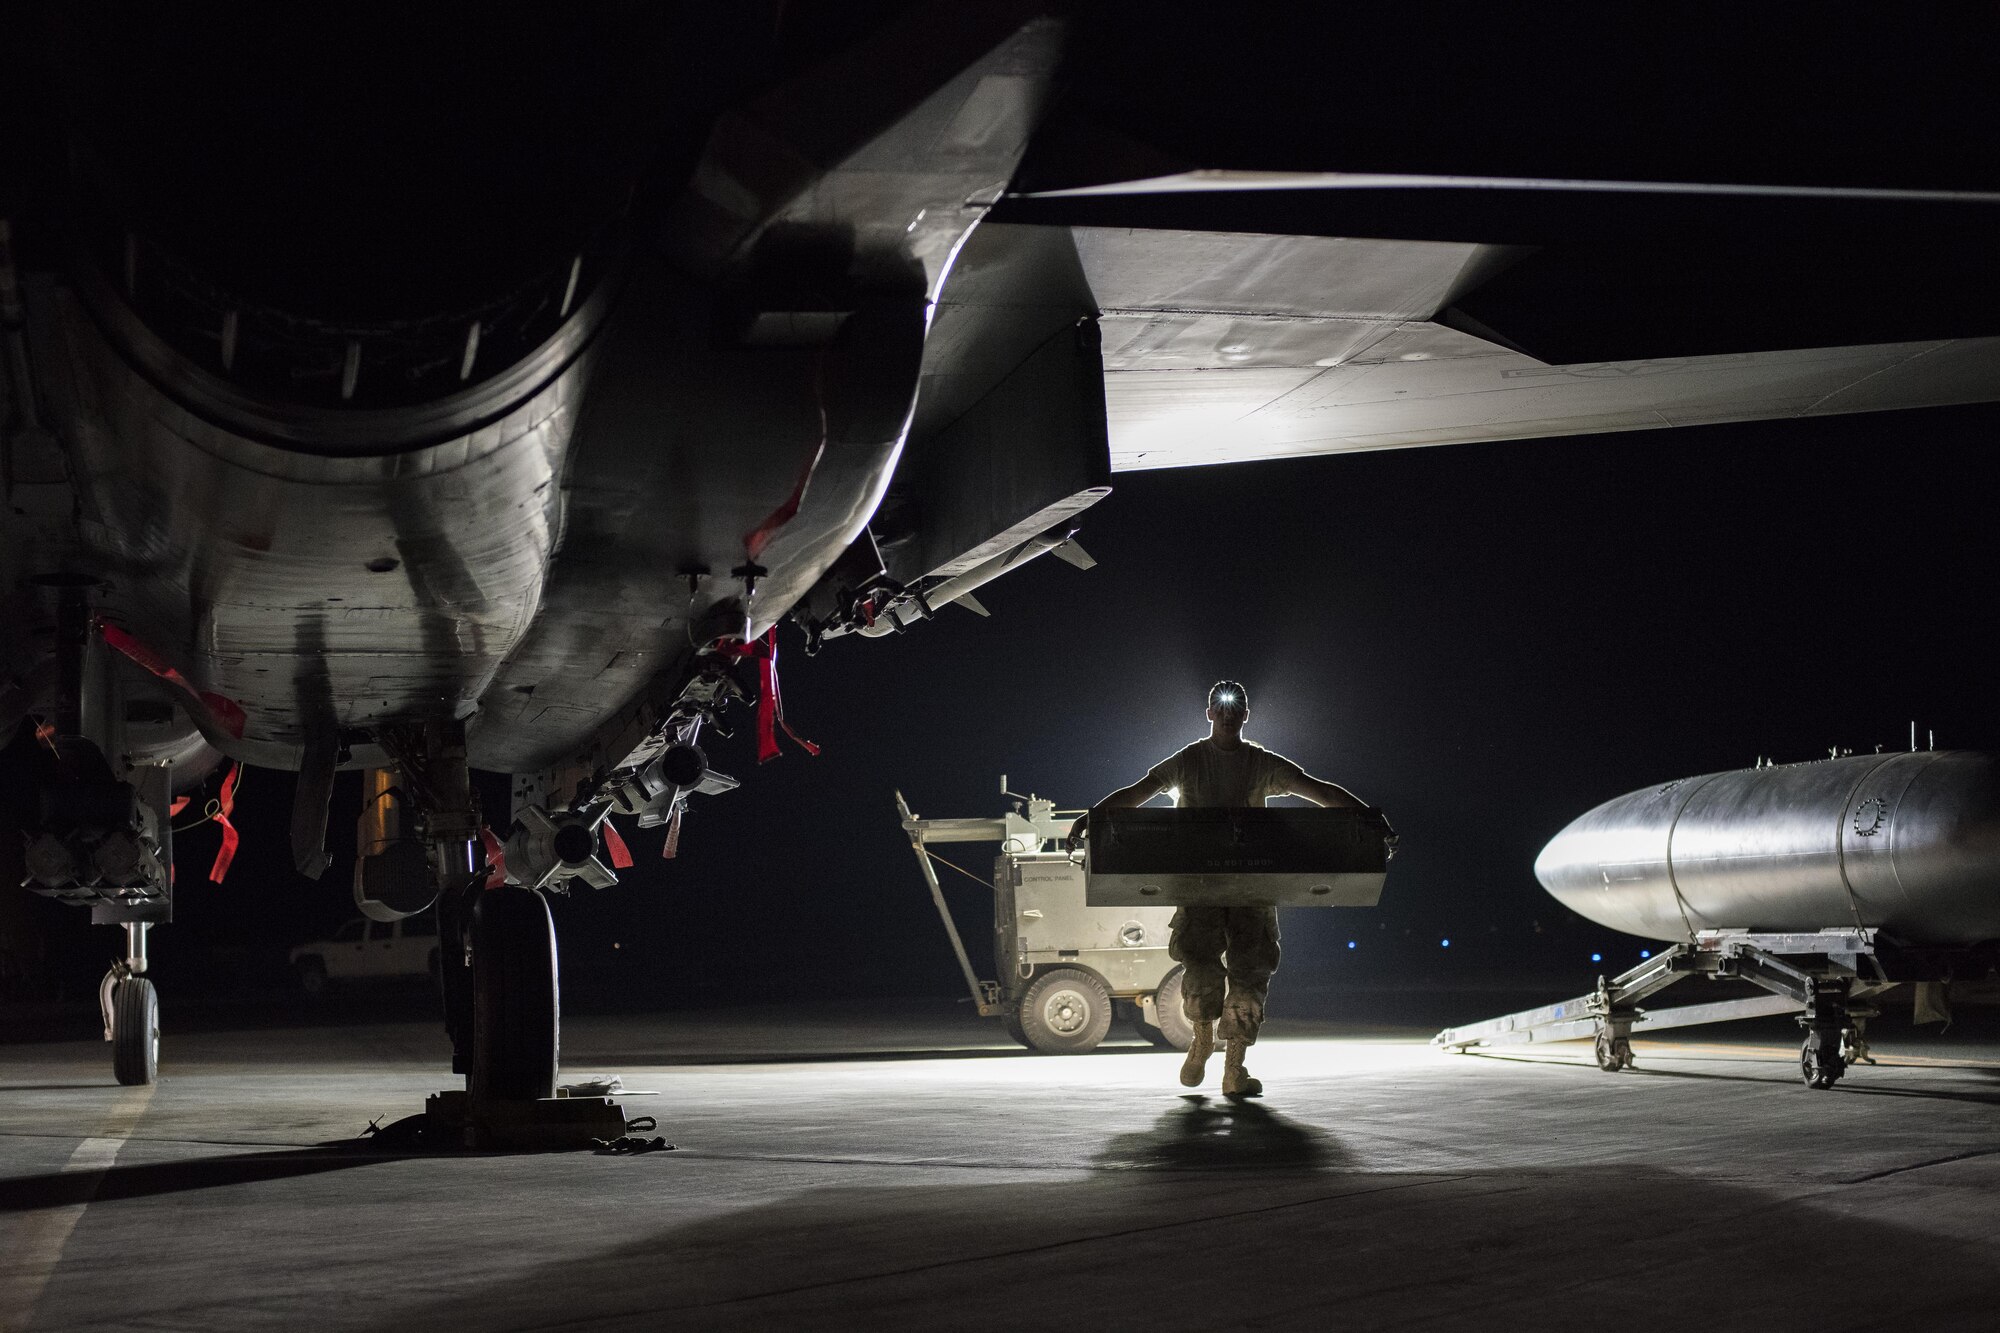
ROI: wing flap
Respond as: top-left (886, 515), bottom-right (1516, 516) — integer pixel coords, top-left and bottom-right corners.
top-left (1107, 338), bottom-right (2000, 471)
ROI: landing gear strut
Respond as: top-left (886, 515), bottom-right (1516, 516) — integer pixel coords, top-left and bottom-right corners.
top-left (17, 598), bottom-right (178, 1087)
top-left (103, 922), bottom-right (159, 1085)
top-left (377, 717), bottom-right (565, 1101)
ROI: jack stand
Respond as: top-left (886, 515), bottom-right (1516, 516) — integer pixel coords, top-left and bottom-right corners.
top-left (421, 1091), bottom-right (636, 1152)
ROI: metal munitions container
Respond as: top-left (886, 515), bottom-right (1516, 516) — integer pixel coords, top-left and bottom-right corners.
top-left (1536, 750), bottom-right (2000, 944)
top-left (1085, 806), bottom-right (1392, 908)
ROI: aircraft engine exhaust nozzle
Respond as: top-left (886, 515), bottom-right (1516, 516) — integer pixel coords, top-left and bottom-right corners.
top-left (1535, 750), bottom-right (2000, 944)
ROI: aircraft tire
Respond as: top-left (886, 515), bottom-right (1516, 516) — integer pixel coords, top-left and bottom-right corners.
top-left (112, 976), bottom-right (159, 1086)
top-left (471, 886), bottom-right (560, 1101)
top-left (1017, 968), bottom-right (1110, 1054)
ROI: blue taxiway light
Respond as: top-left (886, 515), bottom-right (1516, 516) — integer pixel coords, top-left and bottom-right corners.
top-left (1441, 939), bottom-right (1450, 948)
top-left (1641, 950), bottom-right (1652, 959)
top-left (1346, 941), bottom-right (1356, 949)
top-left (1591, 952), bottom-right (1603, 962)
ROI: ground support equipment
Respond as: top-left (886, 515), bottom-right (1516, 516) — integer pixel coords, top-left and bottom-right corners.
top-left (419, 1089), bottom-right (639, 1151)
top-left (1432, 928), bottom-right (1893, 1089)
top-left (896, 787), bottom-right (1192, 1054)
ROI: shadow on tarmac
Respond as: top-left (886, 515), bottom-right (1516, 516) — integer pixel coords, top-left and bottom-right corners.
top-left (350, 1162), bottom-right (2000, 1332)
top-left (1808, 1083), bottom-right (2000, 1108)
top-left (1464, 1048), bottom-right (2000, 1106)
top-left (1628, 1064), bottom-right (2000, 1107)
top-left (1095, 1094), bottom-right (1344, 1173)
top-left (574, 1044), bottom-right (1164, 1068)
top-left (0, 1146), bottom-right (397, 1213)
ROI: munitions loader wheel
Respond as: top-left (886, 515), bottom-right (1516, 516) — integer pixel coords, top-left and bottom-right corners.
top-left (1801, 1034), bottom-right (1845, 1090)
top-left (1593, 1031), bottom-right (1633, 1072)
top-left (1136, 967), bottom-right (1194, 1051)
top-left (1016, 968), bottom-right (1111, 1054)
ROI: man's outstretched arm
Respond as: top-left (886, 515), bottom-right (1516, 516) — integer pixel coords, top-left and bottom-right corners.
top-left (1292, 771), bottom-right (1397, 857)
top-left (1089, 775), bottom-right (1170, 816)
top-left (1068, 774), bottom-right (1171, 849)
top-left (1290, 772), bottom-right (1365, 809)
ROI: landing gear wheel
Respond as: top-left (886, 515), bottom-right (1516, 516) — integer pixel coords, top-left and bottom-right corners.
top-left (112, 977), bottom-right (159, 1086)
top-left (1017, 968), bottom-right (1111, 1054)
top-left (1136, 967), bottom-right (1195, 1051)
top-left (437, 886), bottom-right (476, 1075)
top-left (1802, 1034), bottom-right (1845, 1090)
top-left (1594, 1031), bottom-right (1633, 1072)
top-left (471, 886), bottom-right (560, 1101)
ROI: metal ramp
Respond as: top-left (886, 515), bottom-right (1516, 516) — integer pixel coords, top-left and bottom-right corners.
top-left (1433, 929), bottom-right (1899, 1088)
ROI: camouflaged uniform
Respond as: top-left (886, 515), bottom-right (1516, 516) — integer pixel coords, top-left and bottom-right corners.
top-left (1144, 738), bottom-right (1311, 1045)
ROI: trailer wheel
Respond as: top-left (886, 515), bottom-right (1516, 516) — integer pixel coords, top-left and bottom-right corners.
top-left (1136, 967), bottom-right (1195, 1051)
top-left (1801, 1032), bottom-right (1845, 1089)
top-left (1017, 968), bottom-right (1111, 1054)
top-left (1001, 1009), bottom-right (1032, 1049)
top-left (1594, 1031), bottom-right (1633, 1072)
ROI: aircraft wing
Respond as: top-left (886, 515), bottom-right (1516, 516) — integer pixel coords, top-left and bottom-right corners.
top-left (967, 177), bottom-right (2000, 473)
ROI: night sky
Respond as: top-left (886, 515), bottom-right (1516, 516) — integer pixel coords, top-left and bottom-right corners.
top-left (18, 398), bottom-right (1994, 1015)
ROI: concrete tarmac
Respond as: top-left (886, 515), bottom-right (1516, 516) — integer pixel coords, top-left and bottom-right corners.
top-left (3, 1002), bottom-right (1999, 1331)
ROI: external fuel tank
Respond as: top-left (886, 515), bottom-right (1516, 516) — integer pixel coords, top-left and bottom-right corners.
top-left (1535, 750), bottom-right (2000, 945)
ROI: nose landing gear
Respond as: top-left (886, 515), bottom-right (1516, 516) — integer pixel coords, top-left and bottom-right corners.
top-left (111, 979), bottom-right (160, 1086)
top-left (97, 922), bottom-right (161, 1085)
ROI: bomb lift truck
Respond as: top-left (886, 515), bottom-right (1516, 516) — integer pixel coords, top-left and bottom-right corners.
top-left (896, 782), bottom-right (1194, 1054)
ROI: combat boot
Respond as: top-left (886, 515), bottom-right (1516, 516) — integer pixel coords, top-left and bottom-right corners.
top-left (1221, 1038), bottom-right (1262, 1098)
top-left (1179, 1021), bottom-right (1214, 1087)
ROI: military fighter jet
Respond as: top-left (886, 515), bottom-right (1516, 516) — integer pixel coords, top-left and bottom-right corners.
top-left (4, 5), bottom-right (1997, 1092)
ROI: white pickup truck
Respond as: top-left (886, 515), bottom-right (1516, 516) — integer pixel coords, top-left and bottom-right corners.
top-left (290, 916), bottom-right (440, 993)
